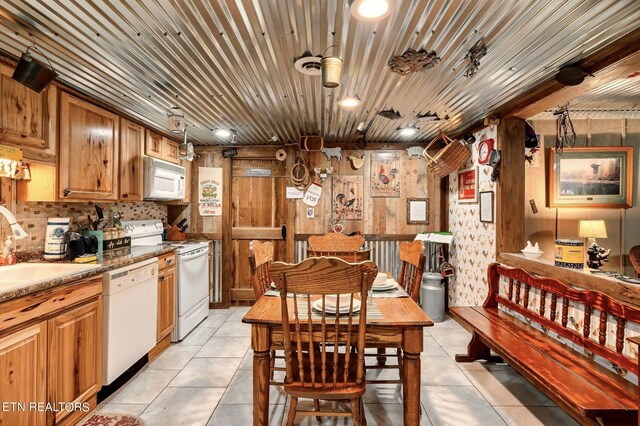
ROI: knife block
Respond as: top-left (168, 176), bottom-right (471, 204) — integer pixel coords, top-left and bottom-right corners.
top-left (167, 225), bottom-right (186, 241)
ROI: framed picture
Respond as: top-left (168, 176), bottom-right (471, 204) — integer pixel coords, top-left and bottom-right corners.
top-left (370, 152), bottom-right (401, 198)
top-left (547, 147), bottom-right (634, 208)
top-left (331, 175), bottom-right (363, 220)
top-left (457, 166), bottom-right (478, 203)
top-left (479, 191), bottom-right (494, 223)
top-left (407, 198), bottom-right (429, 225)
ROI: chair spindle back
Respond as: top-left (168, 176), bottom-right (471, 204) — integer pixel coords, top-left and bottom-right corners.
top-left (398, 240), bottom-right (426, 301)
top-left (249, 240), bottom-right (274, 299)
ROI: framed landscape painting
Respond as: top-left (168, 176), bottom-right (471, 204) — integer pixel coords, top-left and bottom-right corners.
top-left (547, 147), bottom-right (633, 208)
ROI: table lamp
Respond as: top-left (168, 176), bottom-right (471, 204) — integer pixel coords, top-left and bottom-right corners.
top-left (578, 220), bottom-right (609, 269)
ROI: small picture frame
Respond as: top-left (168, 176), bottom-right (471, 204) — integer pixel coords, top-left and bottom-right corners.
top-left (479, 191), bottom-right (494, 223)
top-left (407, 198), bottom-right (429, 225)
top-left (457, 167), bottom-right (478, 204)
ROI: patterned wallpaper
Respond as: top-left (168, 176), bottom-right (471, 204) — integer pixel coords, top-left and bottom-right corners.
top-left (448, 126), bottom-right (497, 307)
top-left (13, 201), bottom-right (167, 253)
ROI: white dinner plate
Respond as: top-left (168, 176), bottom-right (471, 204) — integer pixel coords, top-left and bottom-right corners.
top-left (372, 272), bottom-right (388, 286)
top-left (372, 280), bottom-right (397, 291)
top-left (312, 297), bottom-right (361, 315)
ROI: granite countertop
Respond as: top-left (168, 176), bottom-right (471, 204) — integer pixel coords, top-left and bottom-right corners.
top-left (0, 246), bottom-right (177, 304)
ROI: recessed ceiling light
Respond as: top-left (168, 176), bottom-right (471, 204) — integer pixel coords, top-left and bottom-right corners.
top-left (398, 125), bottom-right (419, 137)
top-left (213, 128), bottom-right (232, 138)
top-left (338, 95), bottom-right (361, 108)
top-left (350, 0), bottom-right (394, 22)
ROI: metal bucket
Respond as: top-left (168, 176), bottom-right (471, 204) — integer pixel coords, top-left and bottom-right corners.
top-left (321, 56), bottom-right (342, 88)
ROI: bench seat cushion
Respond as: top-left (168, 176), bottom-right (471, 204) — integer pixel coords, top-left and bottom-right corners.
top-left (450, 306), bottom-right (637, 420)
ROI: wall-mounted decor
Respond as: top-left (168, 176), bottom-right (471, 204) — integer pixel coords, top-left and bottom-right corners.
top-left (377, 108), bottom-right (402, 120)
top-left (198, 167), bottom-right (222, 216)
top-left (407, 198), bottom-right (429, 225)
top-left (371, 153), bottom-right (401, 198)
top-left (479, 191), bottom-right (494, 223)
top-left (388, 48), bottom-right (440, 75)
top-left (457, 166), bottom-right (478, 203)
top-left (463, 38), bottom-right (487, 78)
top-left (406, 146), bottom-right (424, 159)
top-left (547, 147), bottom-right (633, 208)
top-left (332, 175), bottom-right (363, 220)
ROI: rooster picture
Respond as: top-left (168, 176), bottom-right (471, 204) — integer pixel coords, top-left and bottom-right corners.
top-left (332, 176), bottom-right (363, 220)
top-left (335, 187), bottom-right (357, 214)
top-left (371, 154), bottom-right (401, 197)
top-left (378, 166), bottom-right (399, 187)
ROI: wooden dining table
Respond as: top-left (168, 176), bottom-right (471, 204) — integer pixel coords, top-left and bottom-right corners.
top-left (242, 293), bottom-right (434, 425)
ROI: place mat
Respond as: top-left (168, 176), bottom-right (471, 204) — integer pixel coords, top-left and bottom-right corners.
top-left (292, 297), bottom-right (384, 321)
top-left (372, 287), bottom-right (409, 298)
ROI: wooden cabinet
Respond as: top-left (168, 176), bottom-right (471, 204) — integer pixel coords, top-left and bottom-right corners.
top-left (119, 118), bottom-right (145, 201)
top-left (157, 253), bottom-right (177, 342)
top-left (0, 275), bottom-right (102, 426)
top-left (0, 322), bottom-right (47, 426)
top-left (157, 266), bottom-right (176, 342)
top-left (0, 63), bottom-right (57, 164)
top-left (145, 129), bottom-right (180, 164)
top-left (47, 298), bottom-right (102, 425)
top-left (58, 92), bottom-right (119, 201)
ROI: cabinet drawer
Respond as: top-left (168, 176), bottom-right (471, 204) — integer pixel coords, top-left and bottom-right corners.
top-left (0, 275), bottom-right (102, 334)
top-left (158, 252), bottom-right (177, 271)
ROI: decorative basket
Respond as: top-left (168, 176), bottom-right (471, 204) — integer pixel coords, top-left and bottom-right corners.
top-left (299, 135), bottom-right (324, 151)
top-left (423, 134), bottom-right (470, 178)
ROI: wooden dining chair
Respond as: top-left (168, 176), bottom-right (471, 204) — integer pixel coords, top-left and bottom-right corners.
top-left (366, 240), bottom-right (426, 385)
top-left (270, 257), bottom-right (378, 426)
top-left (249, 240), bottom-right (274, 299)
top-left (307, 233), bottom-right (370, 261)
top-left (249, 240), bottom-right (286, 385)
top-left (308, 233), bottom-right (365, 252)
top-left (630, 245), bottom-right (640, 278)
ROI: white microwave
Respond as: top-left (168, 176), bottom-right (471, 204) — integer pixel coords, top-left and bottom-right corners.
top-left (143, 157), bottom-right (186, 200)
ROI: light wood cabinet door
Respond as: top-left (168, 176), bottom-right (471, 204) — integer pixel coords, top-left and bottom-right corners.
top-left (0, 63), bottom-right (57, 164)
top-left (157, 267), bottom-right (176, 342)
top-left (119, 118), bottom-right (144, 201)
top-left (59, 93), bottom-right (119, 201)
top-left (47, 298), bottom-right (102, 425)
top-left (0, 322), bottom-right (47, 426)
top-left (164, 139), bottom-right (180, 164)
top-left (145, 129), bottom-right (163, 158)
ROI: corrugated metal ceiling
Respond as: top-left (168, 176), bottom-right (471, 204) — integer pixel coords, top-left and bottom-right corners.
top-left (0, 0), bottom-right (639, 145)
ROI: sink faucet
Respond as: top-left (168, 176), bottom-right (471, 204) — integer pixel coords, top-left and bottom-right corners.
top-left (0, 206), bottom-right (27, 266)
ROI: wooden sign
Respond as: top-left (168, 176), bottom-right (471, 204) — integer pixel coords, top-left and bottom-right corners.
top-left (0, 144), bottom-right (22, 161)
top-left (457, 167), bottom-right (478, 203)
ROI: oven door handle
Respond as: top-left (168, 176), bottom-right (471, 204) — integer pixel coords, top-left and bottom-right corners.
top-left (180, 249), bottom-right (209, 261)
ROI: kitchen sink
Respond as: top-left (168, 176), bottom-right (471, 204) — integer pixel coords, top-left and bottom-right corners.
top-left (0, 263), bottom-right (101, 292)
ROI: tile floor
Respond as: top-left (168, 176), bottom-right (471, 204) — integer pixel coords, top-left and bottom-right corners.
top-left (85, 307), bottom-right (579, 426)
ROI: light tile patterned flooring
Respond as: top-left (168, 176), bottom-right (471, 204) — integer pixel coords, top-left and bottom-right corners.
top-left (85, 307), bottom-right (579, 426)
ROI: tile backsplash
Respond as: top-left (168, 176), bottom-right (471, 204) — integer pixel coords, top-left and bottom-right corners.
top-left (13, 201), bottom-right (168, 252)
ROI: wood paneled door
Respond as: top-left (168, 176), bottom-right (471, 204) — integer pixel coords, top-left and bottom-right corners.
top-left (230, 158), bottom-right (287, 303)
top-left (58, 92), bottom-right (120, 201)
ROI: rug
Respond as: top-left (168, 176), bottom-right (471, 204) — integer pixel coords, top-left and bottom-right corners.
top-left (78, 414), bottom-right (146, 426)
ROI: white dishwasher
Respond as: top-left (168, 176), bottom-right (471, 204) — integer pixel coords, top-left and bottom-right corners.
top-left (103, 258), bottom-right (158, 385)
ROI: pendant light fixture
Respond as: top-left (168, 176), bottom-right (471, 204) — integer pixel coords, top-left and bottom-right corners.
top-left (12, 45), bottom-right (57, 93)
top-left (349, 0), bottom-right (395, 22)
top-left (321, 45), bottom-right (342, 88)
top-left (167, 106), bottom-right (185, 134)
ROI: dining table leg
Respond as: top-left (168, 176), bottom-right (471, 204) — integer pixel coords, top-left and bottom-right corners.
top-left (402, 327), bottom-right (423, 426)
top-left (252, 324), bottom-right (271, 426)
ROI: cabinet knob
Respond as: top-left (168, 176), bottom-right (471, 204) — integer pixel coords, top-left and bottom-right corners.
top-left (122, 193), bottom-right (128, 199)
top-left (165, 258), bottom-right (173, 266)
top-left (63, 188), bottom-right (71, 197)
top-left (159, 275), bottom-right (165, 281)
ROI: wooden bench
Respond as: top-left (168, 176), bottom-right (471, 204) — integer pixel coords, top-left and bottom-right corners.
top-left (450, 262), bottom-right (639, 426)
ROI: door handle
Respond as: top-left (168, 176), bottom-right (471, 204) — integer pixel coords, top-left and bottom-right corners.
top-left (281, 225), bottom-right (286, 240)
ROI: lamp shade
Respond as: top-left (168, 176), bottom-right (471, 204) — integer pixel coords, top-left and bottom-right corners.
top-left (578, 220), bottom-right (607, 239)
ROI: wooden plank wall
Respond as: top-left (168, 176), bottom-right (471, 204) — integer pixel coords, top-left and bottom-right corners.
top-left (191, 147), bottom-right (441, 237)
top-left (526, 118), bottom-right (640, 274)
